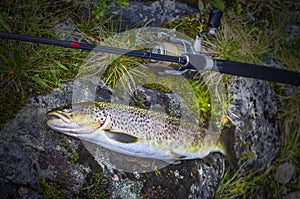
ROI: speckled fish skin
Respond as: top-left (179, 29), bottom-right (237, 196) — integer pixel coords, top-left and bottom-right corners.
top-left (46, 102), bottom-right (225, 163)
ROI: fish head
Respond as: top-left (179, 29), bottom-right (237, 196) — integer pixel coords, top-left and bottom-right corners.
top-left (46, 103), bottom-right (107, 137)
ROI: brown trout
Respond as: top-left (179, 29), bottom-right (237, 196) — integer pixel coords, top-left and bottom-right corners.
top-left (46, 102), bottom-right (237, 167)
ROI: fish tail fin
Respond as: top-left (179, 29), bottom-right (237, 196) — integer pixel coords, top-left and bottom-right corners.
top-left (218, 124), bottom-right (239, 171)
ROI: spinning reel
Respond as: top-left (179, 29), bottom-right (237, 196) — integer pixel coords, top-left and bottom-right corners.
top-left (147, 9), bottom-right (222, 75)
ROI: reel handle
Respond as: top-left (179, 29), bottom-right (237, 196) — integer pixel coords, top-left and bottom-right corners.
top-left (207, 9), bottom-right (223, 30)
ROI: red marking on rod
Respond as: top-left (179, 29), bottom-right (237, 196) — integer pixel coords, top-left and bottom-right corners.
top-left (71, 42), bottom-right (80, 48)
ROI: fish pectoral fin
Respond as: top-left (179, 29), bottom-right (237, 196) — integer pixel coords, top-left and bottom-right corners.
top-left (104, 130), bottom-right (138, 143)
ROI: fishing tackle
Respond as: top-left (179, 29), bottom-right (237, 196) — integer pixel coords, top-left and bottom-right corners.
top-left (148, 32), bottom-right (195, 69)
top-left (147, 8), bottom-right (222, 74)
top-left (1, 8), bottom-right (300, 86)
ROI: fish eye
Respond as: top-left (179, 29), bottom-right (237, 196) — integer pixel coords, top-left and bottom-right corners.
top-left (63, 107), bottom-right (72, 113)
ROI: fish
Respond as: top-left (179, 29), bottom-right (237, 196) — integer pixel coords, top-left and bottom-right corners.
top-left (46, 102), bottom-right (237, 169)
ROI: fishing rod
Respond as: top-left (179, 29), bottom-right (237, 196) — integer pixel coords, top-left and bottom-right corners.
top-left (1, 10), bottom-right (300, 86)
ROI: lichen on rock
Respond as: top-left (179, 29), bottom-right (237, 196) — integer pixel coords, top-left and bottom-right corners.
top-left (228, 78), bottom-right (280, 170)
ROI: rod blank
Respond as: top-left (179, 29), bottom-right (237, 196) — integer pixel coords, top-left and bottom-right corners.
top-left (215, 60), bottom-right (300, 86)
top-left (0, 32), bottom-right (187, 65)
top-left (1, 32), bottom-right (300, 86)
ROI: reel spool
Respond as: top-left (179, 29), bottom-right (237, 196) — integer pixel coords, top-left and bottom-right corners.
top-left (148, 32), bottom-right (195, 70)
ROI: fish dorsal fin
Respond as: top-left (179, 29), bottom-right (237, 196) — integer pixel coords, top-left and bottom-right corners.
top-left (104, 131), bottom-right (138, 143)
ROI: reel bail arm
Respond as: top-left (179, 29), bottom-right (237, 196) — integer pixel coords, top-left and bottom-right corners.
top-left (193, 8), bottom-right (223, 52)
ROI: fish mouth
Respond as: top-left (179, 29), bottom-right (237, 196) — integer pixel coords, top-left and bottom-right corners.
top-left (46, 112), bottom-right (98, 137)
top-left (47, 112), bottom-right (72, 124)
top-left (46, 112), bottom-right (79, 135)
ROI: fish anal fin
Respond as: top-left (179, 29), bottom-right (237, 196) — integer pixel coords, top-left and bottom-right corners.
top-left (164, 159), bottom-right (181, 164)
top-left (171, 151), bottom-right (187, 159)
top-left (163, 151), bottom-right (187, 164)
top-left (202, 153), bottom-right (215, 166)
top-left (104, 131), bottom-right (138, 143)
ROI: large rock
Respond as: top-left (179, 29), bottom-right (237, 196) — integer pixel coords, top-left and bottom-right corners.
top-left (228, 78), bottom-right (280, 170)
top-left (0, 80), bottom-right (225, 198)
top-left (0, 75), bottom-right (281, 198)
top-left (0, 143), bottom-right (42, 199)
top-left (108, 0), bottom-right (198, 30)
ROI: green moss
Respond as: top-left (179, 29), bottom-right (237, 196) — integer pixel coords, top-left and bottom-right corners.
top-left (0, 92), bottom-right (27, 131)
top-left (69, 150), bottom-right (80, 164)
top-left (81, 173), bottom-right (109, 199)
top-left (292, 36), bottom-right (300, 50)
top-left (163, 12), bottom-right (209, 38)
top-left (154, 169), bottom-right (162, 177)
top-left (188, 79), bottom-right (211, 125)
top-left (39, 175), bottom-right (66, 199)
top-left (142, 83), bottom-right (172, 93)
top-left (129, 186), bottom-right (134, 193)
top-left (60, 138), bottom-right (80, 164)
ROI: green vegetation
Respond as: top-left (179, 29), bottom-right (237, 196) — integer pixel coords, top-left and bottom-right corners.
top-left (39, 175), bottom-right (66, 199)
top-left (0, 0), bottom-right (88, 129)
top-left (81, 173), bottom-right (109, 199)
top-left (214, 1), bottom-right (299, 198)
top-left (93, 0), bottom-right (129, 19)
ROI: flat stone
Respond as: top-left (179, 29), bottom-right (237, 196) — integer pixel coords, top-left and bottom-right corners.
top-left (275, 162), bottom-right (296, 185)
top-left (0, 143), bottom-right (41, 199)
top-left (0, 143), bottom-right (40, 188)
top-left (283, 191), bottom-right (300, 199)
